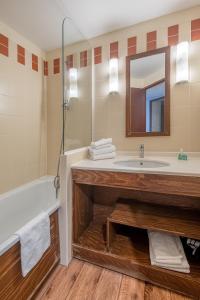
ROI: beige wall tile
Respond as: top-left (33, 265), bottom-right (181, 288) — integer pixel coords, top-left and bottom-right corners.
top-left (0, 22), bottom-right (47, 193)
top-left (46, 5), bottom-right (200, 174)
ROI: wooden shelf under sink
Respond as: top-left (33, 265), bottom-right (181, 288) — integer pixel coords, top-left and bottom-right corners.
top-left (107, 199), bottom-right (200, 244)
top-left (72, 170), bottom-right (200, 299)
top-left (73, 220), bottom-right (200, 299)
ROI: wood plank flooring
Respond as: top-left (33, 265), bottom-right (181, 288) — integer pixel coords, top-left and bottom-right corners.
top-left (35, 259), bottom-right (193, 300)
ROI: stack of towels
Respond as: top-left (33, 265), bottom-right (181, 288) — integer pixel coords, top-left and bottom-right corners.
top-left (148, 231), bottom-right (190, 273)
top-left (89, 138), bottom-right (116, 160)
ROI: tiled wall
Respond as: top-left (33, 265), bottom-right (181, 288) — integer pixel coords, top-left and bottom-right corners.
top-left (0, 21), bottom-right (47, 193)
top-left (91, 6), bottom-right (200, 152)
top-left (46, 6), bottom-right (200, 174)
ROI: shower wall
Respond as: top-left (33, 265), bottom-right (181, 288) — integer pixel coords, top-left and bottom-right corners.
top-left (0, 21), bottom-right (47, 193)
top-left (46, 40), bottom-right (92, 175)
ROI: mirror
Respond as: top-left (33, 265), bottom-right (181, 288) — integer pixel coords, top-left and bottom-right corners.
top-left (126, 47), bottom-right (170, 137)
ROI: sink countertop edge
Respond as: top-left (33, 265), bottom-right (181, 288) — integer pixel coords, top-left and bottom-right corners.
top-left (71, 154), bottom-right (200, 177)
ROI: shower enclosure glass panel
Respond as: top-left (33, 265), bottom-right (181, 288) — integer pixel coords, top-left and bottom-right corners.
top-left (62, 18), bottom-right (92, 152)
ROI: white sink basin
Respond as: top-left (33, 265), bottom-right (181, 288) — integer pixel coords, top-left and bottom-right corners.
top-left (114, 159), bottom-right (170, 169)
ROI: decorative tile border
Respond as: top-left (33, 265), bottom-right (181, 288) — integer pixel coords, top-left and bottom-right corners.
top-left (110, 41), bottom-right (118, 58)
top-left (17, 44), bottom-right (25, 65)
top-left (147, 31), bottom-right (157, 51)
top-left (191, 18), bottom-right (200, 41)
top-left (44, 61), bottom-right (48, 76)
top-left (0, 33), bottom-right (9, 57)
top-left (128, 36), bottom-right (137, 56)
top-left (80, 50), bottom-right (87, 67)
top-left (168, 25), bottom-right (179, 46)
top-left (53, 58), bottom-right (60, 74)
top-left (32, 54), bottom-right (38, 72)
top-left (94, 46), bottom-right (102, 64)
top-left (1, 17), bottom-right (200, 76)
top-left (66, 54), bottom-right (73, 69)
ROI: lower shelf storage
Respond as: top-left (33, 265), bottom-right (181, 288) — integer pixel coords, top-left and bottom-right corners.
top-left (73, 205), bottom-right (200, 299)
top-left (72, 179), bottom-right (200, 299)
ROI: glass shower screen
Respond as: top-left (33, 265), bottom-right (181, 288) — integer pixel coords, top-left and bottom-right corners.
top-left (62, 18), bottom-right (92, 152)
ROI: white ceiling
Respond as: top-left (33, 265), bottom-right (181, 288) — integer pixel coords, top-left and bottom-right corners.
top-left (0, 0), bottom-right (200, 51)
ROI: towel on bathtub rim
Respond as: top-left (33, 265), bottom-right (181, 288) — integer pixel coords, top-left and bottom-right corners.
top-left (15, 212), bottom-right (50, 277)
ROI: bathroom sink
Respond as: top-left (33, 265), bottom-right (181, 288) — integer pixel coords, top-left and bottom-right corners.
top-left (114, 159), bottom-right (170, 169)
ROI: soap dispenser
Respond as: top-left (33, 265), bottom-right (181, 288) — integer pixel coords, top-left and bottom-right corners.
top-left (178, 148), bottom-right (188, 160)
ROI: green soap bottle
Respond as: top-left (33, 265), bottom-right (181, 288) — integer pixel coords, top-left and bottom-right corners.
top-left (178, 148), bottom-right (188, 160)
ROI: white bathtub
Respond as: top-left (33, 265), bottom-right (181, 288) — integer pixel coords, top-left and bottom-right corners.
top-left (0, 176), bottom-right (60, 256)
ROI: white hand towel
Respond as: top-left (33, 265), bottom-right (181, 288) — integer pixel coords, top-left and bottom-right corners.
top-left (148, 231), bottom-right (183, 263)
top-left (89, 145), bottom-right (116, 156)
top-left (91, 138), bottom-right (112, 148)
top-left (90, 152), bottom-right (116, 161)
top-left (15, 212), bottom-right (50, 277)
top-left (149, 243), bottom-right (190, 273)
top-left (91, 144), bottom-right (112, 150)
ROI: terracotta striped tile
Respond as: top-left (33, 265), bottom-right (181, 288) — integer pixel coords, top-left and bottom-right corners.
top-left (80, 50), bottom-right (87, 67)
top-left (168, 35), bottom-right (179, 46)
top-left (191, 18), bottom-right (200, 31)
top-left (191, 30), bottom-right (200, 41)
top-left (168, 25), bottom-right (179, 46)
top-left (191, 19), bottom-right (200, 41)
top-left (0, 34), bottom-right (8, 57)
top-left (168, 25), bottom-right (179, 36)
top-left (0, 44), bottom-right (8, 57)
top-left (147, 31), bottom-right (157, 51)
top-left (66, 54), bottom-right (73, 69)
top-left (110, 41), bottom-right (118, 59)
top-left (0, 34), bottom-right (8, 47)
top-left (147, 31), bottom-right (156, 42)
top-left (44, 61), bottom-right (48, 76)
top-left (94, 46), bottom-right (101, 56)
top-left (54, 58), bottom-right (60, 74)
top-left (32, 54), bottom-right (38, 71)
top-left (128, 36), bottom-right (137, 56)
top-left (94, 46), bottom-right (102, 64)
top-left (17, 45), bottom-right (25, 65)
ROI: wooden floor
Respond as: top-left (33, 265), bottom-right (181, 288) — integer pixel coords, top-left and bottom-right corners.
top-left (35, 259), bottom-right (192, 300)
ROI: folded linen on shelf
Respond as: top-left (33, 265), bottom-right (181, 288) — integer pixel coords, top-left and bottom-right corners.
top-left (90, 152), bottom-right (116, 161)
top-left (91, 138), bottom-right (112, 149)
top-left (89, 138), bottom-right (116, 161)
top-left (148, 231), bottom-right (190, 274)
top-left (89, 145), bottom-right (116, 156)
top-left (148, 231), bottom-right (183, 263)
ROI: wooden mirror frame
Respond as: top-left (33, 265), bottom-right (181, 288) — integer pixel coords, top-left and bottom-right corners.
top-left (126, 46), bottom-right (170, 137)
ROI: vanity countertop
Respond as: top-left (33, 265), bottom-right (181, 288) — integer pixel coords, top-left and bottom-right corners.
top-left (71, 152), bottom-right (200, 177)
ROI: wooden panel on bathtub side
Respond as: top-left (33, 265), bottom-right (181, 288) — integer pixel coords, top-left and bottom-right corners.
top-left (0, 211), bottom-right (60, 300)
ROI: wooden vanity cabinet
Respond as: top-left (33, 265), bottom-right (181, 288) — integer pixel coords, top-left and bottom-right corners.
top-left (72, 169), bottom-right (200, 299)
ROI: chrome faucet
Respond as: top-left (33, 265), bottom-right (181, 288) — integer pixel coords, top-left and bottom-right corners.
top-left (139, 144), bottom-right (144, 158)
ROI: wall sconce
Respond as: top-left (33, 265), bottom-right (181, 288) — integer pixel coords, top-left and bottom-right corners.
top-left (176, 41), bottom-right (189, 84)
top-left (109, 58), bottom-right (119, 93)
top-left (69, 68), bottom-right (78, 99)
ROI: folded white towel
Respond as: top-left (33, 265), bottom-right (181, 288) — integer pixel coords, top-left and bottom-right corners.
top-left (91, 138), bottom-right (112, 149)
top-left (149, 243), bottom-right (190, 273)
top-left (148, 231), bottom-right (183, 263)
top-left (89, 145), bottom-right (116, 156)
top-left (90, 152), bottom-right (116, 161)
top-left (148, 231), bottom-right (190, 273)
top-left (15, 212), bottom-right (50, 277)
top-left (91, 144), bottom-right (112, 150)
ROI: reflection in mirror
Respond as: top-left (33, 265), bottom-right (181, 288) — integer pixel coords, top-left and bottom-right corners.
top-left (126, 47), bottom-right (170, 137)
